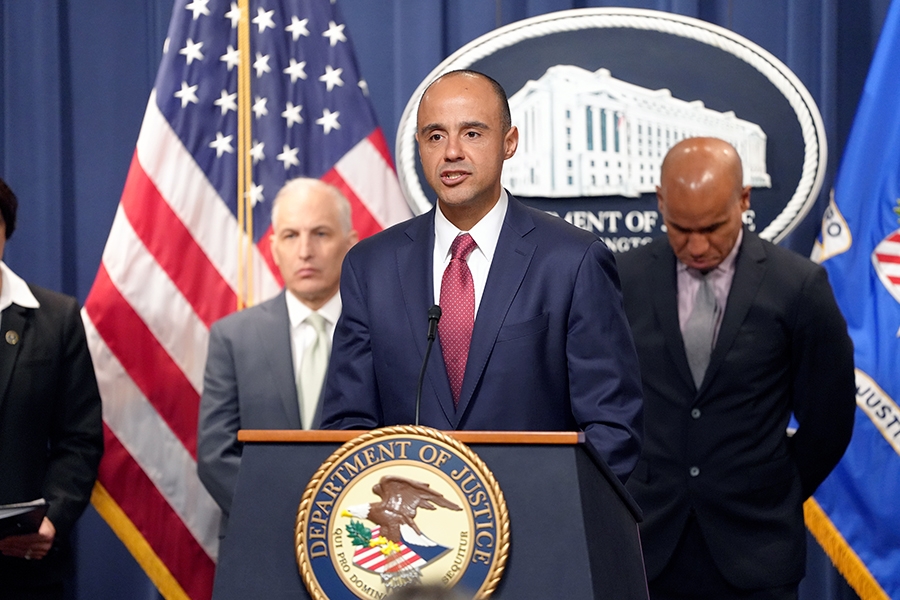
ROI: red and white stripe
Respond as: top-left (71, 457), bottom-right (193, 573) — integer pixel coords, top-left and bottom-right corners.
top-left (352, 527), bottom-right (426, 573)
top-left (873, 230), bottom-right (900, 303)
top-left (326, 128), bottom-right (412, 239)
top-left (82, 93), bottom-right (410, 598)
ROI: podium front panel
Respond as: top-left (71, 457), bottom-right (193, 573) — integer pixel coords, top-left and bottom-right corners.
top-left (213, 439), bottom-right (647, 599)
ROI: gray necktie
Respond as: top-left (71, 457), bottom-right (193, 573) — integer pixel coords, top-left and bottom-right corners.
top-left (684, 273), bottom-right (718, 388)
top-left (299, 312), bottom-right (329, 429)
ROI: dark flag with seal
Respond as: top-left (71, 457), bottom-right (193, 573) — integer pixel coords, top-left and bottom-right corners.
top-left (808, 0), bottom-right (900, 597)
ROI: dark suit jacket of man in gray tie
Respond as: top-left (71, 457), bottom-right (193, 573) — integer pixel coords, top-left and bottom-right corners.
top-left (197, 178), bottom-right (357, 534)
top-left (617, 137), bottom-right (855, 599)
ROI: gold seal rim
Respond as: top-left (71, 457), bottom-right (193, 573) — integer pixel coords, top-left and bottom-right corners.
top-left (295, 425), bottom-right (510, 600)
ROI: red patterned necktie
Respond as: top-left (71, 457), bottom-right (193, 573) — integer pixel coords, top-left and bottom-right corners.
top-left (439, 233), bottom-right (478, 407)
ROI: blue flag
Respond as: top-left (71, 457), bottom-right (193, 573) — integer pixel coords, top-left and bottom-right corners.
top-left (809, 1), bottom-right (900, 597)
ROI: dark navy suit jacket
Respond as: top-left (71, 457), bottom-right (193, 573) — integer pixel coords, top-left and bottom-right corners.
top-left (321, 194), bottom-right (644, 482)
top-left (618, 231), bottom-right (855, 589)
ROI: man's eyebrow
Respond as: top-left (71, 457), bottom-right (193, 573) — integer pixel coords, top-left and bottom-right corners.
top-left (419, 122), bottom-right (443, 135)
top-left (669, 219), bottom-right (728, 233)
top-left (418, 120), bottom-right (491, 135)
top-left (460, 120), bottom-right (490, 130)
top-left (698, 220), bottom-right (728, 233)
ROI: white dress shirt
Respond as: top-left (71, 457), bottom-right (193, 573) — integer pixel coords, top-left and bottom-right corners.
top-left (285, 290), bottom-right (341, 429)
top-left (432, 189), bottom-right (508, 316)
top-left (0, 261), bottom-right (40, 330)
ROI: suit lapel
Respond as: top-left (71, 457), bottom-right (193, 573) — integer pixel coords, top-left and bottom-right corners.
top-left (396, 212), bottom-right (456, 423)
top-left (701, 231), bottom-right (766, 394)
top-left (0, 305), bottom-right (28, 407)
top-left (649, 242), bottom-right (696, 391)
top-left (455, 198), bottom-right (536, 423)
top-left (255, 292), bottom-right (303, 429)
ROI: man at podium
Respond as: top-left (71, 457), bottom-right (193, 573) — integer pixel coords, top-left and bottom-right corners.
top-left (321, 70), bottom-right (644, 482)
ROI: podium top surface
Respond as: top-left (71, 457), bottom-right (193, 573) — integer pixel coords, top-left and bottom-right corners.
top-left (237, 429), bottom-right (584, 445)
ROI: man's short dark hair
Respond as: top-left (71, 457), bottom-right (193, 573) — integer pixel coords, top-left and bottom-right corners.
top-left (0, 177), bottom-right (18, 239)
top-left (429, 69), bottom-right (512, 132)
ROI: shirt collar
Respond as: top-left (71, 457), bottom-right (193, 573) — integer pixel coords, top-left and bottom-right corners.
top-left (434, 188), bottom-right (508, 262)
top-left (0, 261), bottom-right (40, 312)
top-left (676, 228), bottom-right (744, 277)
top-left (285, 289), bottom-right (342, 328)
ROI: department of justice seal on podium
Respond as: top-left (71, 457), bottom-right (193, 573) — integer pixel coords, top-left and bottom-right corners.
top-left (295, 426), bottom-right (510, 599)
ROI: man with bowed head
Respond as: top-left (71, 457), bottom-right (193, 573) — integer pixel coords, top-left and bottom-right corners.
top-left (617, 137), bottom-right (855, 599)
top-left (321, 69), bottom-right (644, 483)
top-left (198, 178), bottom-right (357, 535)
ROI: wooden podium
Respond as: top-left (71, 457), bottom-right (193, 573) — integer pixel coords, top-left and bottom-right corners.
top-left (212, 430), bottom-right (649, 599)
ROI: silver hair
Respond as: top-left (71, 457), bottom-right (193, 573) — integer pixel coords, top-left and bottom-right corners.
top-left (270, 177), bottom-right (352, 232)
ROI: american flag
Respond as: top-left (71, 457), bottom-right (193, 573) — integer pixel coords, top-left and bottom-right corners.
top-left (81, 0), bottom-right (411, 598)
top-left (351, 526), bottom-right (429, 573)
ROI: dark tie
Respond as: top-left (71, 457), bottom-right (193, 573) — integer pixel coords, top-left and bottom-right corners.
top-left (439, 233), bottom-right (477, 407)
top-left (683, 272), bottom-right (718, 388)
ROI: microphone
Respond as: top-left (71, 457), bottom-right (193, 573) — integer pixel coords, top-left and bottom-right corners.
top-left (415, 305), bottom-right (442, 426)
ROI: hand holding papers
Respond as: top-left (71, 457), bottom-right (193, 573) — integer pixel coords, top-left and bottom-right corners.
top-left (0, 499), bottom-right (48, 540)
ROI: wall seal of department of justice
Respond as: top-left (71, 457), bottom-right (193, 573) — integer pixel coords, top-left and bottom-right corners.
top-left (396, 8), bottom-right (827, 250)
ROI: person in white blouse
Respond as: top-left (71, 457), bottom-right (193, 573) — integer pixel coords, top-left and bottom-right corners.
top-left (197, 178), bottom-right (357, 536)
top-left (0, 176), bottom-right (103, 599)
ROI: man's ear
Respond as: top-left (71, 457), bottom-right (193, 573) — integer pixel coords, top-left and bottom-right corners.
top-left (504, 126), bottom-right (519, 159)
top-left (740, 185), bottom-right (751, 211)
top-left (269, 231), bottom-right (279, 267)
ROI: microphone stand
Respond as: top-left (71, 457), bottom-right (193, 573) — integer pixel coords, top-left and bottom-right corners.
top-left (415, 305), bottom-right (442, 426)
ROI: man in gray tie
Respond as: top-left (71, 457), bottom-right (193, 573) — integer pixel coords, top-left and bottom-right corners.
top-left (197, 178), bottom-right (357, 535)
top-left (617, 137), bottom-right (855, 600)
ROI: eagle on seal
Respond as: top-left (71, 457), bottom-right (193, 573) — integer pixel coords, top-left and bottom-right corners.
top-left (342, 475), bottom-right (463, 546)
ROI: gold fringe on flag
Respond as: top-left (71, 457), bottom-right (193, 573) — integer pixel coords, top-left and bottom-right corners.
top-left (804, 497), bottom-right (889, 600)
top-left (91, 482), bottom-right (190, 600)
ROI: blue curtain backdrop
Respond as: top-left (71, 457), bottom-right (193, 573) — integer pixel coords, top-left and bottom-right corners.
top-left (0, 0), bottom-right (891, 598)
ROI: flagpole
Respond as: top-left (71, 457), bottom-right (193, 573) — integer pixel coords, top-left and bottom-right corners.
top-left (236, 0), bottom-right (253, 309)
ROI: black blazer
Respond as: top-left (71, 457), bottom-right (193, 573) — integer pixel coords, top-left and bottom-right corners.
top-left (0, 284), bottom-right (103, 588)
top-left (617, 231), bottom-right (855, 589)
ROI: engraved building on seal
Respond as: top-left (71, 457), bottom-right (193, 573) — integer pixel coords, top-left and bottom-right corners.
top-left (501, 65), bottom-right (771, 198)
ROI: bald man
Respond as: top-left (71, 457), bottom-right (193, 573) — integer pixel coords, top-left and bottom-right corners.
top-left (617, 137), bottom-right (855, 600)
top-left (321, 70), bottom-right (644, 483)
